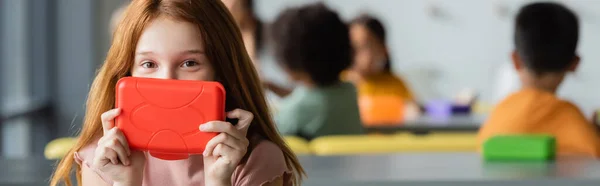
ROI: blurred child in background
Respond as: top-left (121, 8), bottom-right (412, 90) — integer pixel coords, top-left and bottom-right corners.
top-left (109, 2), bottom-right (128, 35)
top-left (270, 3), bottom-right (363, 140)
top-left (221, 0), bottom-right (264, 65)
top-left (346, 14), bottom-right (415, 100)
top-left (222, 0), bottom-right (296, 114)
top-left (478, 2), bottom-right (600, 157)
top-left (345, 14), bottom-right (419, 124)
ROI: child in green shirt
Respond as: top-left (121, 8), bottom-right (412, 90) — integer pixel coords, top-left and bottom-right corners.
top-left (270, 3), bottom-right (364, 140)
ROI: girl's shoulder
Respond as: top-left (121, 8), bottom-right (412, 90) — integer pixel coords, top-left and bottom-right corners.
top-left (233, 138), bottom-right (293, 186)
top-left (74, 138), bottom-right (100, 166)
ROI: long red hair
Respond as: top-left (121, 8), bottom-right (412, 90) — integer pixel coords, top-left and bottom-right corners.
top-left (50, 0), bottom-right (304, 185)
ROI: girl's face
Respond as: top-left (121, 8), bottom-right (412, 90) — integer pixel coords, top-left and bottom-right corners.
top-left (132, 16), bottom-right (215, 81)
top-left (350, 24), bottom-right (387, 74)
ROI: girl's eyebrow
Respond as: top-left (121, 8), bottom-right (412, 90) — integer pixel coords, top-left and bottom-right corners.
top-left (135, 49), bottom-right (205, 55)
top-left (181, 49), bottom-right (205, 54)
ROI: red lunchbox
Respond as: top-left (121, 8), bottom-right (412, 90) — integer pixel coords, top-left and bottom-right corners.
top-left (115, 77), bottom-right (225, 160)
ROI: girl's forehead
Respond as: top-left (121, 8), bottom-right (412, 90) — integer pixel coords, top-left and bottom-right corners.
top-left (135, 17), bottom-right (205, 54)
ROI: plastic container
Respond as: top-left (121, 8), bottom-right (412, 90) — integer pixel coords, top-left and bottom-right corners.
top-left (115, 77), bottom-right (225, 160)
top-left (483, 135), bottom-right (556, 161)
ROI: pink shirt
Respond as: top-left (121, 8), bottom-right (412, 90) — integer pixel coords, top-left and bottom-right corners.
top-left (75, 139), bottom-right (292, 186)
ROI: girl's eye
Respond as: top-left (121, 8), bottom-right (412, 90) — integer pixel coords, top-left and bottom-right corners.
top-left (141, 61), bottom-right (157, 68)
top-left (182, 60), bottom-right (199, 68)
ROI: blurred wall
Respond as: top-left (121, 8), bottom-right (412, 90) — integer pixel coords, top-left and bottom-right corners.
top-left (54, 0), bottom-right (125, 138)
top-left (256, 0), bottom-right (600, 115)
top-left (54, 0), bottom-right (96, 138)
top-left (1, 0), bottom-right (32, 157)
top-left (2, 0), bottom-right (105, 156)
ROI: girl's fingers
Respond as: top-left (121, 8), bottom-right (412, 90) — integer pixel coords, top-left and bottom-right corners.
top-left (203, 132), bottom-right (248, 157)
top-left (227, 109), bottom-right (253, 135)
top-left (199, 121), bottom-right (244, 140)
top-left (213, 143), bottom-right (239, 165)
top-left (101, 108), bottom-right (121, 134)
top-left (102, 147), bottom-right (118, 165)
top-left (103, 138), bottom-right (130, 166)
top-left (100, 128), bottom-right (131, 156)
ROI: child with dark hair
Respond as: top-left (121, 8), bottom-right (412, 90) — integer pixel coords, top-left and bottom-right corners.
top-left (270, 3), bottom-right (363, 140)
top-left (478, 2), bottom-right (600, 157)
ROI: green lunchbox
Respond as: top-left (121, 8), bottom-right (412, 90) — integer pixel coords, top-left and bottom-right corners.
top-left (483, 135), bottom-right (556, 161)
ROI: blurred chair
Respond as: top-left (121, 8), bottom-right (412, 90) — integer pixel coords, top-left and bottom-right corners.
top-left (310, 132), bottom-right (477, 156)
top-left (310, 135), bottom-right (404, 155)
top-left (44, 136), bottom-right (314, 159)
top-left (283, 136), bottom-right (312, 155)
top-left (44, 137), bottom-right (77, 160)
top-left (395, 132), bottom-right (477, 152)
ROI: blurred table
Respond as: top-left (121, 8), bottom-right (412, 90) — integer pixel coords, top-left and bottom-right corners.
top-left (0, 157), bottom-right (58, 186)
top-left (299, 153), bottom-right (600, 186)
top-left (4, 153), bottom-right (599, 186)
top-left (365, 115), bottom-right (485, 134)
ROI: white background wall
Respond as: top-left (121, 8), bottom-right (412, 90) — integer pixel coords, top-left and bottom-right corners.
top-left (257, 0), bottom-right (600, 116)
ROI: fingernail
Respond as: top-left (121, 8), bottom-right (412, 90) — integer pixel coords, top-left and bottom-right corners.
top-left (202, 150), bottom-right (207, 156)
top-left (199, 124), bottom-right (207, 131)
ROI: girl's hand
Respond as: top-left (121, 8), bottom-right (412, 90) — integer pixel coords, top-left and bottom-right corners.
top-left (200, 109), bottom-right (253, 185)
top-left (92, 108), bottom-right (146, 185)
